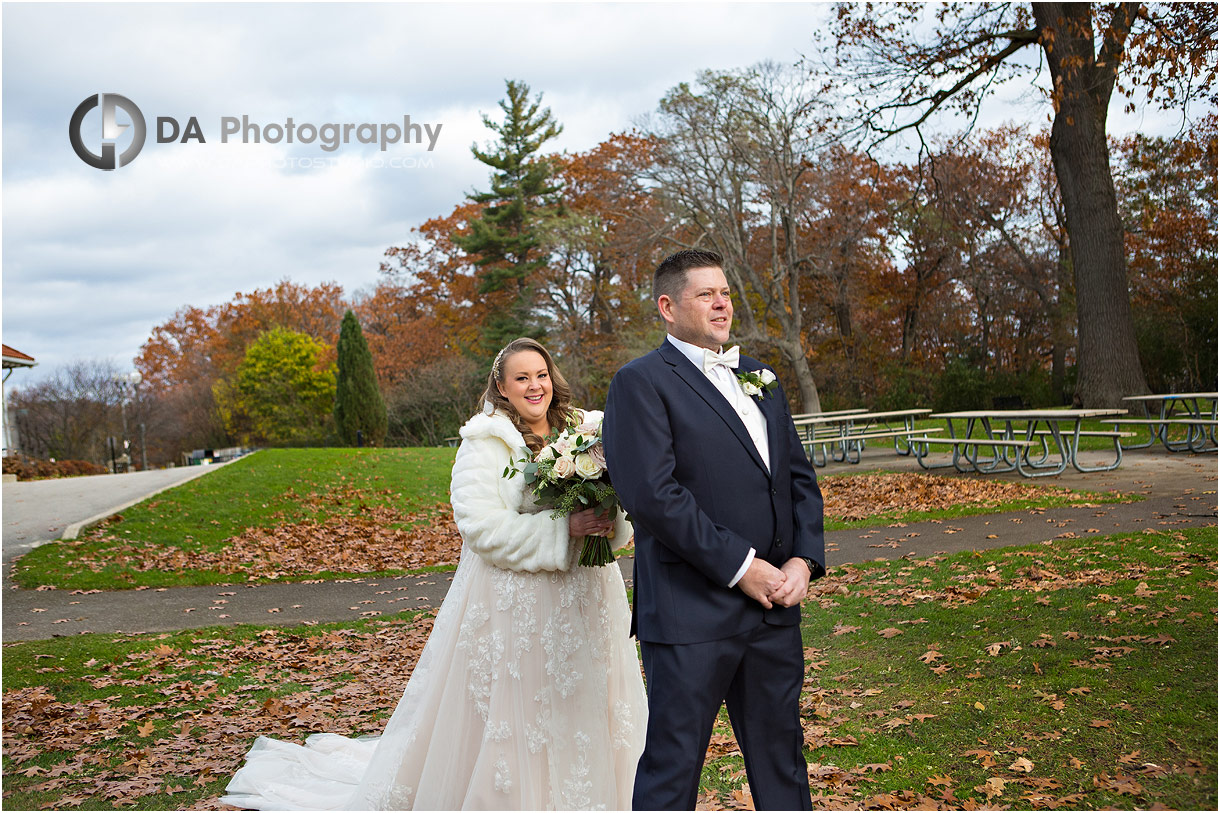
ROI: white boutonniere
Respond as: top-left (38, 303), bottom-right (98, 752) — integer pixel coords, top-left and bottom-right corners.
top-left (735, 368), bottom-right (778, 400)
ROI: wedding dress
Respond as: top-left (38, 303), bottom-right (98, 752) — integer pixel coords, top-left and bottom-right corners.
top-left (221, 410), bottom-right (646, 810)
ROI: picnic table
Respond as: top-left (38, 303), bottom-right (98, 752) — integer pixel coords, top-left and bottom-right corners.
top-left (793, 408), bottom-right (934, 466)
top-left (912, 408), bottom-right (1129, 477)
top-left (1106, 393), bottom-right (1218, 453)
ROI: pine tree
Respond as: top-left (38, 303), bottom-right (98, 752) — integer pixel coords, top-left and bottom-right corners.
top-left (333, 310), bottom-right (387, 446)
top-left (454, 79), bottom-right (564, 350)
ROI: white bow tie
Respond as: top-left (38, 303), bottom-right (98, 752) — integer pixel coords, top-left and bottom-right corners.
top-left (702, 345), bottom-right (740, 374)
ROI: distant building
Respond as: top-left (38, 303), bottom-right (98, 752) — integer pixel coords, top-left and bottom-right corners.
top-left (3, 345), bottom-right (37, 456)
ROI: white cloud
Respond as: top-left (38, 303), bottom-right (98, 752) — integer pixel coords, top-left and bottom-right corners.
top-left (1, 2), bottom-right (1191, 386)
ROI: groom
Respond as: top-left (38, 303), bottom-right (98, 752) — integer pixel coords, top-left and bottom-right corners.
top-left (603, 249), bottom-right (826, 810)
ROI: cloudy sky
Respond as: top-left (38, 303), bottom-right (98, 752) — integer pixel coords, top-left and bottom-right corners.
top-left (1, 2), bottom-right (1183, 387)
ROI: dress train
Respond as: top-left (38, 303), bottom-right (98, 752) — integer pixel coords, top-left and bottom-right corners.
top-left (221, 543), bottom-right (646, 810)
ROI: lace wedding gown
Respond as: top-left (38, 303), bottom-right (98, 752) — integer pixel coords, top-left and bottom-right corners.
top-left (221, 410), bottom-right (646, 810)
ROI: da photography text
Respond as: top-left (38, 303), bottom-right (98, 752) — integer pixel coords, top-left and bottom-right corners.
top-left (161, 115), bottom-right (443, 153)
top-left (70, 93), bottom-right (443, 171)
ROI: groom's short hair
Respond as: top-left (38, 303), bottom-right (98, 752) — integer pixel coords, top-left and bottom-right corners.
top-left (653, 249), bottom-right (725, 303)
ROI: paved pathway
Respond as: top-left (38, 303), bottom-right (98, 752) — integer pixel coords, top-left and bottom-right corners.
top-left (3, 447), bottom-right (1215, 642)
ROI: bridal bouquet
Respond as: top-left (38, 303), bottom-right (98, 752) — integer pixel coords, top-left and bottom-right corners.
top-left (503, 415), bottom-right (621, 567)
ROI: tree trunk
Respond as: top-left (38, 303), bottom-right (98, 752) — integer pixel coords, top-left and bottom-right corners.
top-left (781, 340), bottom-right (822, 414)
top-left (1035, 2), bottom-right (1148, 407)
top-left (900, 302), bottom-right (918, 361)
top-left (834, 299), bottom-right (856, 357)
top-left (900, 260), bottom-right (937, 361)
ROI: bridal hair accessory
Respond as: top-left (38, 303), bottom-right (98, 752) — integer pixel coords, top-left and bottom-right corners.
top-left (492, 346), bottom-right (509, 379)
top-left (736, 368), bottom-right (778, 400)
top-left (482, 399), bottom-right (496, 416)
top-left (701, 345), bottom-right (740, 374)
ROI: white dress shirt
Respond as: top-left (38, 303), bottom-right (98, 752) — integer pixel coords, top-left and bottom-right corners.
top-left (666, 334), bottom-right (771, 587)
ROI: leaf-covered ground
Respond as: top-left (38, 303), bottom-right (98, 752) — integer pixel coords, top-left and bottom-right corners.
top-left (14, 471), bottom-right (1113, 590)
top-left (697, 526), bottom-right (1217, 811)
top-left (3, 617), bottom-right (435, 810)
top-left (820, 471), bottom-right (1107, 524)
top-left (52, 499), bottom-right (462, 582)
top-left (11, 448), bottom-right (458, 590)
top-left (4, 527), bottom-right (1214, 811)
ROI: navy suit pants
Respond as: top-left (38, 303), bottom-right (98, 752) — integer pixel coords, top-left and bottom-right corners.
top-left (633, 622), bottom-right (811, 810)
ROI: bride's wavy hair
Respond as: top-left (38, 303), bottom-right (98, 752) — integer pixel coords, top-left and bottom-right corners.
top-left (480, 337), bottom-right (576, 453)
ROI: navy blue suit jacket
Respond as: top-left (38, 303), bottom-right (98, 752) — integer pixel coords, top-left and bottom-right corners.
top-left (603, 341), bottom-right (825, 645)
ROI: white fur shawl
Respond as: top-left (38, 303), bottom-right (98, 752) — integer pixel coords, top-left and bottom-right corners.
top-left (450, 409), bottom-right (631, 572)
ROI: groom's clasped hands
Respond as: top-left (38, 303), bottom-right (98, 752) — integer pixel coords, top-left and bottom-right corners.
top-left (737, 556), bottom-right (812, 609)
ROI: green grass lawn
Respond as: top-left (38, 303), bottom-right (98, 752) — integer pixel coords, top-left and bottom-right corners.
top-left (699, 525), bottom-right (1218, 810)
top-left (93, 448), bottom-right (458, 548)
top-left (15, 446), bottom-right (1130, 592)
top-left (13, 447), bottom-right (458, 591)
top-left (3, 526), bottom-right (1214, 810)
top-left (2, 614), bottom-right (431, 810)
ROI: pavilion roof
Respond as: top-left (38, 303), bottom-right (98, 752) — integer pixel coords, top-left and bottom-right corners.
top-left (2, 344), bottom-right (36, 368)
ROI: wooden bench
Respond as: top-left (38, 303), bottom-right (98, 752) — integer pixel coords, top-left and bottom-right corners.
top-left (805, 428), bottom-right (943, 465)
top-left (1100, 418), bottom-right (1218, 453)
top-left (1028, 429), bottom-right (1135, 472)
top-left (1031, 429), bottom-right (1137, 437)
top-left (907, 435), bottom-right (1042, 475)
top-left (828, 427), bottom-right (944, 464)
top-left (1100, 418), bottom-right (1216, 426)
top-left (803, 426), bottom-right (934, 444)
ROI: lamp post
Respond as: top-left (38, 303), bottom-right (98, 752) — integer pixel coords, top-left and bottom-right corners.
top-left (114, 371), bottom-right (144, 470)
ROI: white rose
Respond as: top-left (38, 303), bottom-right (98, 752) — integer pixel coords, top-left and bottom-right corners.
top-left (553, 438), bottom-right (574, 457)
top-left (535, 445), bottom-right (557, 462)
top-left (741, 380), bottom-right (761, 396)
top-left (760, 369), bottom-right (776, 385)
top-left (574, 419), bottom-right (601, 435)
top-left (574, 452), bottom-right (603, 479)
top-left (553, 456), bottom-right (576, 478)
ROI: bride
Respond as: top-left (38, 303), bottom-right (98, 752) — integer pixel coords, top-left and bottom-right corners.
top-left (221, 338), bottom-right (647, 810)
